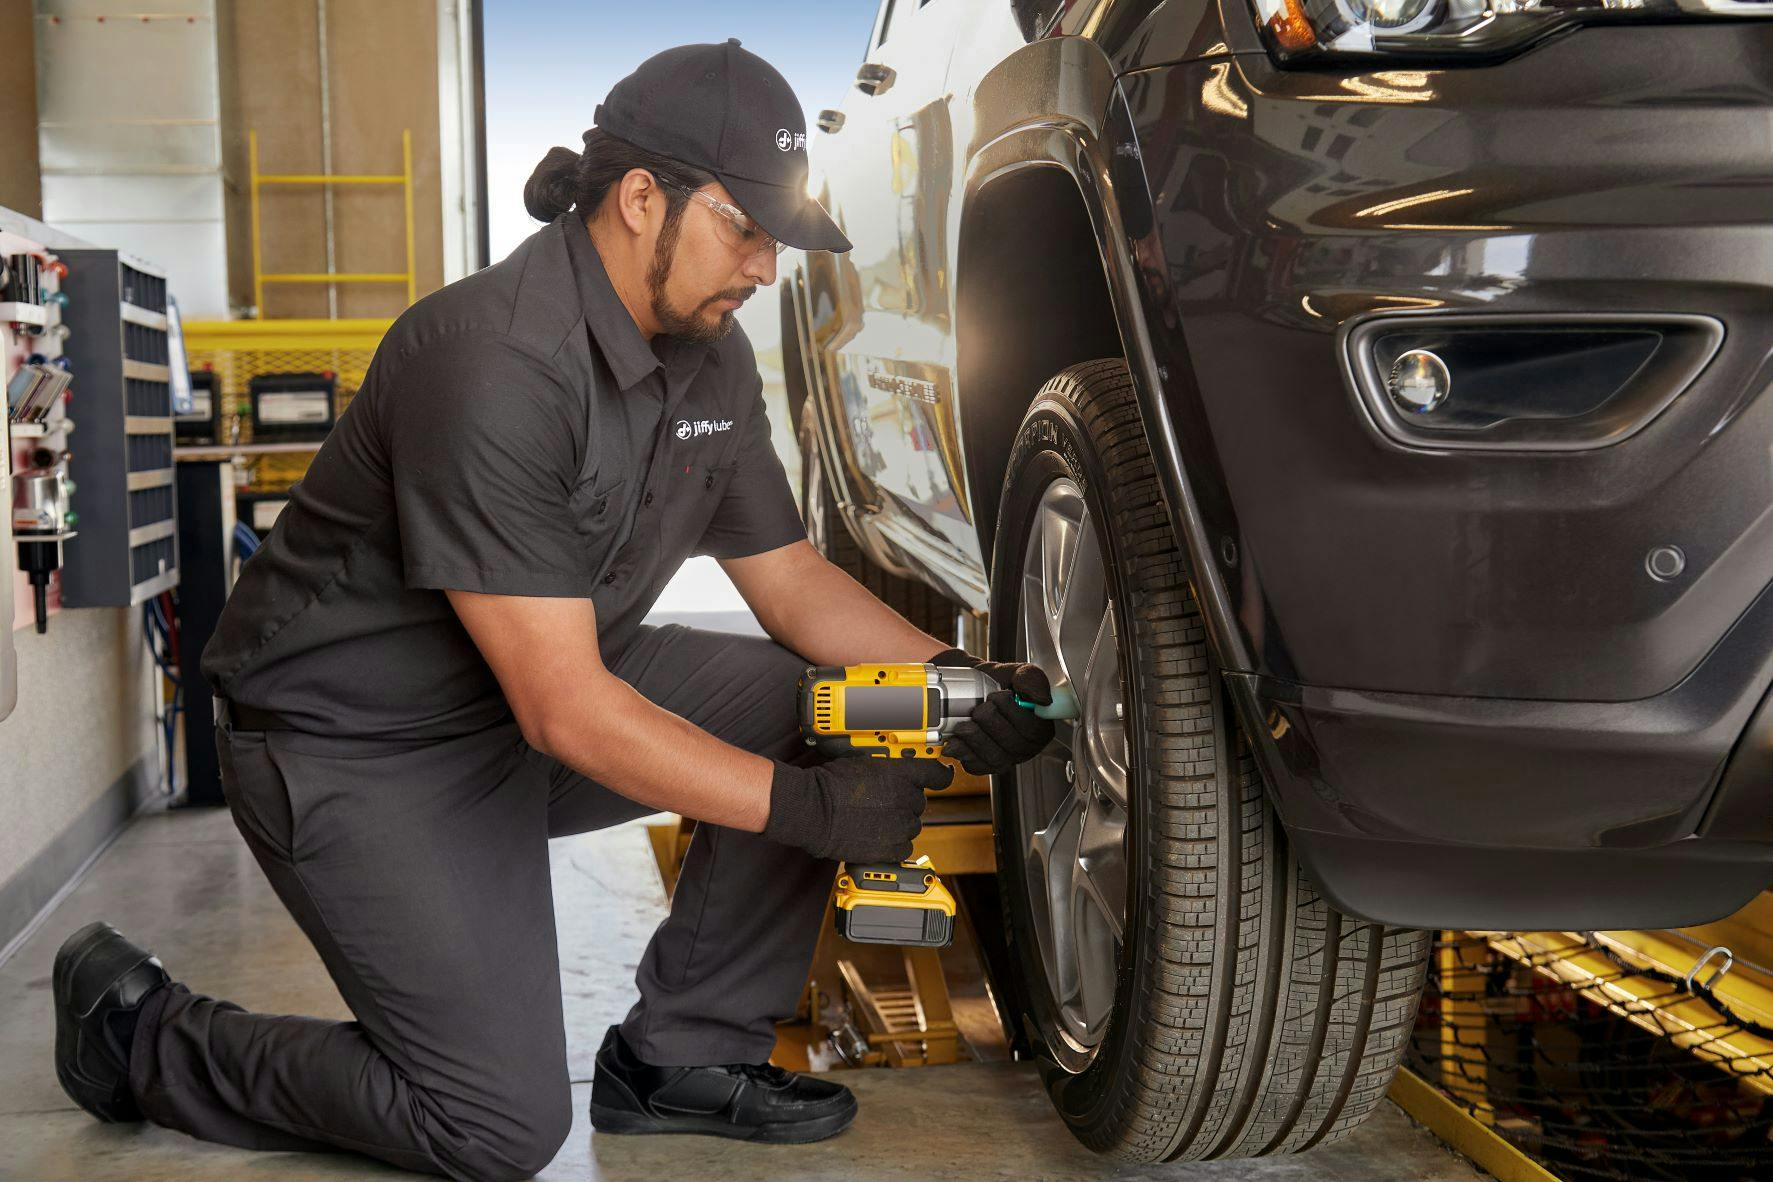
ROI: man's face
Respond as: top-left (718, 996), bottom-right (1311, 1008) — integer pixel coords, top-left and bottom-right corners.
top-left (646, 180), bottom-right (778, 344)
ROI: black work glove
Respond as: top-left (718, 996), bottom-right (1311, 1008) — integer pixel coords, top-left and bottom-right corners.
top-left (764, 756), bottom-right (953, 864)
top-left (928, 647), bottom-right (1057, 776)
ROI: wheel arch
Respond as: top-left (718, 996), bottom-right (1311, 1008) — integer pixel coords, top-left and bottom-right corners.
top-left (956, 161), bottom-right (1123, 565)
top-left (956, 101), bottom-right (1252, 673)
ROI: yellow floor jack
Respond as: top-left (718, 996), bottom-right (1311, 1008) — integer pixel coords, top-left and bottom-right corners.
top-left (798, 662), bottom-right (1077, 948)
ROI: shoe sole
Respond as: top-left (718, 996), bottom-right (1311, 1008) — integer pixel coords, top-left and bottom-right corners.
top-left (589, 1100), bottom-right (857, 1144)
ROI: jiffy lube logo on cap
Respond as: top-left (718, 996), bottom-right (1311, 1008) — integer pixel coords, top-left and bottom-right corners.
top-left (676, 418), bottom-right (735, 439)
top-left (775, 128), bottom-right (807, 152)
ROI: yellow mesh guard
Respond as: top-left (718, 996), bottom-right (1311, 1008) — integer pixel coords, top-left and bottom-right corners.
top-left (183, 319), bottom-right (389, 492)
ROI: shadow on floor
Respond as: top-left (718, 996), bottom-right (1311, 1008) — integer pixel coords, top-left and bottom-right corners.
top-left (0, 799), bottom-right (1484, 1181)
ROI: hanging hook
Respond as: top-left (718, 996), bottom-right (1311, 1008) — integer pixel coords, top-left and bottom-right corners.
top-left (1684, 945), bottom-right (1734, 993)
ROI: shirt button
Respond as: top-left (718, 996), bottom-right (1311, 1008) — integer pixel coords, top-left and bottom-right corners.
top-left (643, 489), bottom-right (655, 506)
top-left (704, 472), bottom-right (715, 489)
top-left (596, 497), bottom-right (607, 515)
top-left (603, 571), bottom-right (617, 585)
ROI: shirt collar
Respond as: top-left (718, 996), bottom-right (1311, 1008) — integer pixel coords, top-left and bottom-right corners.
top-left (556, 212), bottom-right (720, 394)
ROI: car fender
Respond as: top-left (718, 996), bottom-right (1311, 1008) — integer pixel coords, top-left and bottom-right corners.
top-left (958, 35), bottom-right (1254, 672)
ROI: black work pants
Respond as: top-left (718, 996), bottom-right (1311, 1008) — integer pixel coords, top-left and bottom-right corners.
top-left (124, 623), bottom-right (832, 1182)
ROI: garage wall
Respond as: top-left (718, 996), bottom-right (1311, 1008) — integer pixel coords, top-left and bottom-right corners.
top-left (0, 0), bottom-right (43, 218)
top-left (0, 207), bottom-right (160, 959)
top-left (0, 610), bottom-right (156, 957)
top-left (217, 0), bottom-right (445, 318)
top-left (34, 0), bottom-right (231, 319)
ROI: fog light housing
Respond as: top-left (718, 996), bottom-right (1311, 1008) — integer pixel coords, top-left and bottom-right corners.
top-left (1341, 312), bottom-right (1723, 453)
top-left (1386, 350), bottom-right (1450, 415)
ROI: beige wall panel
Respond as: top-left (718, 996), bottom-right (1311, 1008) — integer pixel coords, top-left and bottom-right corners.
top-left (326, 0), bottom-right (442, 318)
top-left (0, 0), bottom-right (43, 218)
top-left (220, 0), bottom-right (327, 317)
top-left (0, 609), bottom-right (155, 903)
top-left (218, 0), bottom-right (441, 320)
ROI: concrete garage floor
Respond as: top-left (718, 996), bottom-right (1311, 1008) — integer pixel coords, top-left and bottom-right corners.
top-left (0, 803), bottom-right (1488, 1182)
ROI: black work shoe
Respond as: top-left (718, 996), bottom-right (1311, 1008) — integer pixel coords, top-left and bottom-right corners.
top-left (53, 921), bottom-right (169, 1123)
top-left (590, 1025), bottom-right (857, 1144)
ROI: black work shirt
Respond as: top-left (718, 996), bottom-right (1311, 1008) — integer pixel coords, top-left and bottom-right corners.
top-left (201, 211), bottom-right (806, 739)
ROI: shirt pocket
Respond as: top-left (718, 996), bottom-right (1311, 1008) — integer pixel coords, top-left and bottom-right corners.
top-left (699, 460), bottom-right (738, 495)
top-left (568, 469), bottom-right (629, 546)
top-left (672, 460), bottom-right (740, 558)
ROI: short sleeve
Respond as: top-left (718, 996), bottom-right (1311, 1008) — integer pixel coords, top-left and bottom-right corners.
top-left (381, 332), bottom-right (594, 597)
top-left (695, 377), bottom-right (808, 560)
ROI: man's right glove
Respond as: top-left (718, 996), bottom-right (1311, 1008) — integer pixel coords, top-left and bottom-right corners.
top-left (764, 756), bottom-right (953, 864)
top-left (927, 647), bottom-right (1057, 776)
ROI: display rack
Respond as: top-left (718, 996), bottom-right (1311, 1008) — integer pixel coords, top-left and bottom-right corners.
top-left (57, 249), bottom-right (179, 607)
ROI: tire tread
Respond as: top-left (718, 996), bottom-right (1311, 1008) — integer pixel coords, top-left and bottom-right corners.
top-left (1017, 360), bottom-right (1429, 1162)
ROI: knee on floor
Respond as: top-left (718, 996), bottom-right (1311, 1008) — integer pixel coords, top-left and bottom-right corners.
top-left (434, 1086), bottom-right (573, 1182)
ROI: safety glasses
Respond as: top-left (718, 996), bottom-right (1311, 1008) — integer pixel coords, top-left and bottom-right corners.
top-left (655, 176), bottom-right (787, 258)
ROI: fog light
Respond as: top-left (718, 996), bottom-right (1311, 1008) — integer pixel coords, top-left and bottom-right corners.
top-left (1387, 350), bottom-right (1450, 414)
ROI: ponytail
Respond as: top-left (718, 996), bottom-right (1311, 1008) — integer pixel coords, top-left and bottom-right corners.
top-left (522, 145), bottom-right (582, 222)
top-left (520, 129), bottom-right (716, 225)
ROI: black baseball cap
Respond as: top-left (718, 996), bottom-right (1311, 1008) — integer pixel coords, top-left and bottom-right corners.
top-left (593, 39), bottom-right (851, 254)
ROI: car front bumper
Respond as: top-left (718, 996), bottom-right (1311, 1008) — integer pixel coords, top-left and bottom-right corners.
top-left (1119, 24), bottom-right (1773, 927)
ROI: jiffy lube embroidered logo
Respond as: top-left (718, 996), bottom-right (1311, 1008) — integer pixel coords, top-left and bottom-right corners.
top-left (775, 128), bottom-right (807, 152)
top-left (676, 418), bottom-right (735, 440)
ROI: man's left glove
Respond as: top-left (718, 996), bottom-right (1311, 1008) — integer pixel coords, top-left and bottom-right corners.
top-left (928, 647), bottom-right (1055, 776)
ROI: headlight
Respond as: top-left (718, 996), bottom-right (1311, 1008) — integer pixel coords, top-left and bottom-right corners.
top-left (1251, 0), bottom-right (1772, 62)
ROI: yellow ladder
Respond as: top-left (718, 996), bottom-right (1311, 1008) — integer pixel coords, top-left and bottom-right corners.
top-left (248, 128), bottom-right (417, 315)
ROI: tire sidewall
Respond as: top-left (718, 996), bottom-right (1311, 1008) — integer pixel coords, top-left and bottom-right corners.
top-left (989, 385), bottom-right (1149, 1134)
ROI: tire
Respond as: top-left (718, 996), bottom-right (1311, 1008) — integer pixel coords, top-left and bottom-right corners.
top-left (798, 401), bottom-right (959, 641)
top-left (989, 359), bottom-right (1430, 1162)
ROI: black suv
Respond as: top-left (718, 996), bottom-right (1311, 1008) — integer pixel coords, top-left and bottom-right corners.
top-left (781, 0), bottom-right (1773, 1165)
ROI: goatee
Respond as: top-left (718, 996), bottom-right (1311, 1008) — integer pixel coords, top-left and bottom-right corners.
top-left (647, 219), bottom-right (740, 345)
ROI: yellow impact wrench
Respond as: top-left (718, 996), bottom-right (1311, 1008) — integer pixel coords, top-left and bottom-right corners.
top-left (796, 662), bottom-right (1079, 947)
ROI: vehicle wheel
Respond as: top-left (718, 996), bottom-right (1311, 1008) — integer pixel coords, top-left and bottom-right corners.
top-left (799, 401), bottom-right (959, 641)
top-left (989, 359), bottom-right (1430, 1161)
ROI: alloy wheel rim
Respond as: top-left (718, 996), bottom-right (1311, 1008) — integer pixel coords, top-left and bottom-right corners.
top-left (1015, 476), bottom-right (1130, 1059)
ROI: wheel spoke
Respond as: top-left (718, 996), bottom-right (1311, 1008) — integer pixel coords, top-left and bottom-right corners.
top-left (1024, 749), bottom-right (1070, 841)
top-left (1070, 895), bottom-right (1119, 1038)
top-left (1055, 513), bottom-right (1106, 691)
top-left (1038, 492), bottom-right (1080, 639)
top-left (1069, 790), bottom-right (1127, 1037)
top-left (1076, 793), bottom-right (1128, 944)
top-left (1028, 789), bottom-right (1083, 1006)
top-left (1080, 602), bottom-right (1129, 808)
top-left (1020, 576), bottom-right (1059, 691)
top-left (1050, 715), bottom-right (1078, 758)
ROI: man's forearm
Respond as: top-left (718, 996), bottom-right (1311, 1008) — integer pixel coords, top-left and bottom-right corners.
top-left (533, 673), bottom-right (774, 833)
top-left (746, 546), bottom-right (951, 667)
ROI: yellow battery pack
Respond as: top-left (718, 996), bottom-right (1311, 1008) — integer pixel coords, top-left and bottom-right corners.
top-left (834, 857), bottom-right (956, 948)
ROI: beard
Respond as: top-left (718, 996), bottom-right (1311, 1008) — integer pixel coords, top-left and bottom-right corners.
top-left (647, 215), bottom-right (746, 345)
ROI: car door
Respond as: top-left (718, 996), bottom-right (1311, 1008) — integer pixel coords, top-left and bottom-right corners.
top-left (810, 0), bottom-right (983, 603)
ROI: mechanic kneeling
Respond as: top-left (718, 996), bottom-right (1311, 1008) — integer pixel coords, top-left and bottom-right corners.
top-left (49, 41), bottom-right (1054, 1182)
